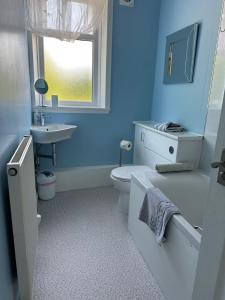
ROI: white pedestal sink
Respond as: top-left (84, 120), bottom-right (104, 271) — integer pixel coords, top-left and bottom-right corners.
top-left (31, 124), bottom-right (77, 144)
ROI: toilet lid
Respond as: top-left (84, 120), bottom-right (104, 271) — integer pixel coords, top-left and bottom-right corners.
top-left (111, 166), bottom-right (150, 182)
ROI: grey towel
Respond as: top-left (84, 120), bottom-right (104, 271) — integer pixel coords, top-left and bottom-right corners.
top-left (139, 187), bottom-right (180, 243)
top-left (155, 162), bottom-right (194, 173)
top-left (153, 122), bottom-right (184, 132)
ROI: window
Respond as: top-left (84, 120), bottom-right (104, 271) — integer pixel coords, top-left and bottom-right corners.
top-left (44, 38), bottom-right (93, 105)
top-left (30, 1), bottom-right (112, 113)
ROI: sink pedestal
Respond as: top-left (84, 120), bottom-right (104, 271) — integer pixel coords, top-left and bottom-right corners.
top-left (35, 143), bottom-right (57, 168)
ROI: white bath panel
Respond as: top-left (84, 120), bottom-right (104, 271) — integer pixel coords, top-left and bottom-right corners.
top-left (128, 170), bottom-right (210, 300)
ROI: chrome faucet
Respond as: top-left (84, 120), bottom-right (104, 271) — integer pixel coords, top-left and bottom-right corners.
top-left (33, 112), bottom-right (45, 126)
top-left (40, 113), bottom-right (45, 126)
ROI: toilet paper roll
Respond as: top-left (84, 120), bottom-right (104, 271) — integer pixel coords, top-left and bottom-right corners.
top-left (120, 140), bottom-right (132, 151)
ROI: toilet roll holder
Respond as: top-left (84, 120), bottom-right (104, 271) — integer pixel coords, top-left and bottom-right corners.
top-left (119, 147), bottom-right (123, 167)
top-left (119, 140), bottom-right (132, 166)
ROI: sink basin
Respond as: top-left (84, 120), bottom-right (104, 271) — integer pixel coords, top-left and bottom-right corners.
top-left (31, 124), bottom-right (77, 144)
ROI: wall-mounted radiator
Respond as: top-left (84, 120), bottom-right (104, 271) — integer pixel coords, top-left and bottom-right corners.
top-left (7, 135), bottom-right (38, 300)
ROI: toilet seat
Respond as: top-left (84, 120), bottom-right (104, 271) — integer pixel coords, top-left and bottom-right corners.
top-left (111, 165), bottom-right (151, 214)
top-left (111, 166), bottom-right (150, 182)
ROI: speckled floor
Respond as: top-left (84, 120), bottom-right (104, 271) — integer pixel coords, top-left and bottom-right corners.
top-left (33, 186), bottom-right (165, 300)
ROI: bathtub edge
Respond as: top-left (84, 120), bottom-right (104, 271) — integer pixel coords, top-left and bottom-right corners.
top-left (131, 172), bottom-right (202, 250)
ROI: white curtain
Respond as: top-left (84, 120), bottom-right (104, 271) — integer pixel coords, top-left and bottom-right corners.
top-left (25, 0), bottom-right (106, 41)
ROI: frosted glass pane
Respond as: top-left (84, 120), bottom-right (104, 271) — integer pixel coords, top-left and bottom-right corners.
top-left (210, 55), bottom-right (225, 107)
top-left (44, 37), bottom-right (93, 103)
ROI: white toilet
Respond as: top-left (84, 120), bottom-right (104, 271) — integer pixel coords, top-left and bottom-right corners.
top-left (110, 121), bottom-right (203, 215)
top-left (111, 165), bottom-right (150, 214)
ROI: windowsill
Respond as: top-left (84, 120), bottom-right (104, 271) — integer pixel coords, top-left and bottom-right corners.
top-left (32, 106), bottom-right (111, 114)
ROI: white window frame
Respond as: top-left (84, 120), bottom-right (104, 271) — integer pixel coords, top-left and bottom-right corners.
top-left (30, 0), bottom-right (112, 114)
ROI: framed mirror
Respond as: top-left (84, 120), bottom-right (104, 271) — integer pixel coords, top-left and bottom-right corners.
top-left (164, 23), bottom-right (199, 84)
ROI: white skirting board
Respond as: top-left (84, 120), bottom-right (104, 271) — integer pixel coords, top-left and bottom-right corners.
top-left (55, 165), bottom-right (118, 192)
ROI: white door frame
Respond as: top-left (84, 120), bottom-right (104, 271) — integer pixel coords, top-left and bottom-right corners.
top-left (192, 1), bottom-right (225, 298)
top-left (192, 105), bottom-right (225, 299)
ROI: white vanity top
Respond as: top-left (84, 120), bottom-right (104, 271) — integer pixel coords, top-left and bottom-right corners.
top-left (133, 121), bottom-right (203, 141)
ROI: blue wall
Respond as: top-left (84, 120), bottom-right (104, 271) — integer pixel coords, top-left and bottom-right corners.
top-left (42, 0), bottom-right (161, 169)
top-left (151, 0), bottom-right (223, 134)
top-left (0, 0), bottom-right (31, 298)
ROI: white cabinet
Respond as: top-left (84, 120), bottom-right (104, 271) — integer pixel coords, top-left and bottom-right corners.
top-left (133, 121), bottom-right (203, 169)
top-left (144, 129), bottom-right (178, 162)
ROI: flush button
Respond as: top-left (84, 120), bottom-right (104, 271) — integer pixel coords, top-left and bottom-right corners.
top-left (169, 146), bottom-right (174, 154)
top-left (8, 168), bottom-right (17, 176)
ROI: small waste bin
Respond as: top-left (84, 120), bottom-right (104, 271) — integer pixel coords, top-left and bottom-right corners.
top-left (37, 170), bottom-right (56, 200)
